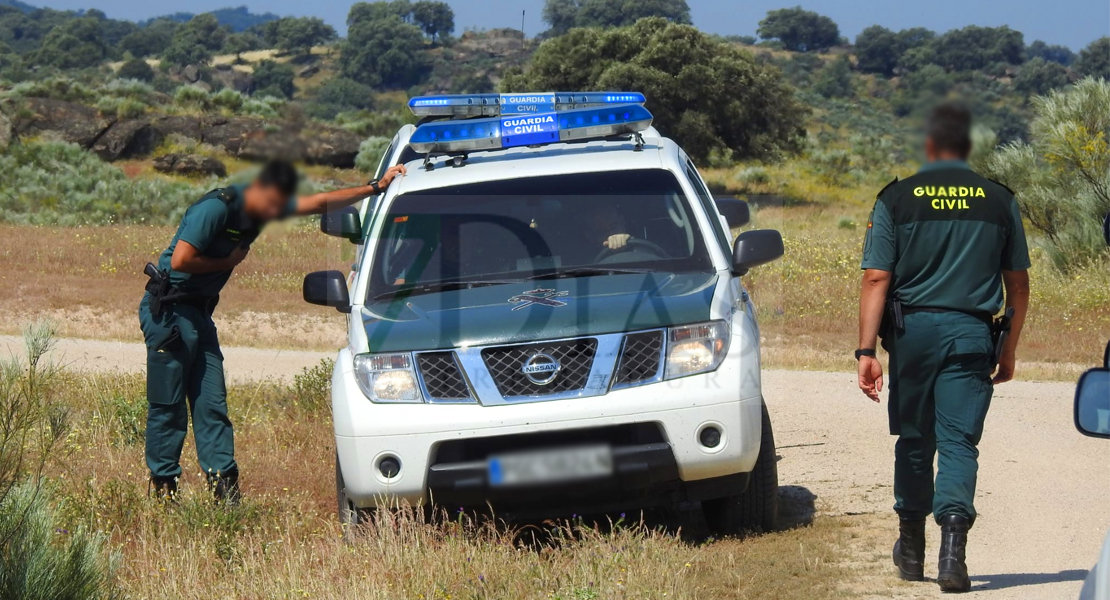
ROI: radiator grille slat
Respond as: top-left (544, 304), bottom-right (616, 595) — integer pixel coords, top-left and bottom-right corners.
top-left (417, 352), bottom-right (472, 400)
top-left (481, 339), bottom-right (597, 398)
top-left (615, 331), bottom-right (664, 385)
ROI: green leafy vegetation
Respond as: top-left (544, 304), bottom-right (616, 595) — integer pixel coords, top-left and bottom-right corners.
top-left (542, 0), bottom-right (691, 35)
top-left (757, 6), bottom-right (840, 52)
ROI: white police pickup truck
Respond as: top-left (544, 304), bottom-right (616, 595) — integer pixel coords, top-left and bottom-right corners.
top-left (303, 92), bottom-right (786, 534)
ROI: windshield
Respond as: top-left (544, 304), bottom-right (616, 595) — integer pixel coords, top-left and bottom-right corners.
top-left (367, 169), bottom-right (714, 299)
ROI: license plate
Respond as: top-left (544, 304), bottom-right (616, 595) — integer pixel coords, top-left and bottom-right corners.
top-left (488, 445), bottom-right (613, 487)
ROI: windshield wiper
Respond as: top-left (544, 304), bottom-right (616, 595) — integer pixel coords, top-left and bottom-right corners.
top-left (526, 267), bottom-right (655, 281)
top-left (374, 278), bottom-right (525, 300)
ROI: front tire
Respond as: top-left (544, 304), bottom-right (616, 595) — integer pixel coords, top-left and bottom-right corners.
top-left (336, 452), bottom-right (373, 532)
top-left (702, 403), bottom-right (778, 535)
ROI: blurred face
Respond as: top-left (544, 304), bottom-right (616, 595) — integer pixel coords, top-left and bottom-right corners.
top-left (243, 182), bottom-right (291, 222)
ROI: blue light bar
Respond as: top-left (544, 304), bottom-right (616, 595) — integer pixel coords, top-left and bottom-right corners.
top-left (408, 104), bottom-right (653, 154)
top-left (408, 92), bottom-right (647, 117)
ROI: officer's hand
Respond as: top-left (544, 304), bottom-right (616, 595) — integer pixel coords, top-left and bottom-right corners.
top-left (229, 246), bottom-right (250, 267)
top-left (992, 352), bottom-right (1015, 385)
top-left (604, 233), bottom-right (632, 250)
top-left (858, 355), bottom-right (884, 403)
top-left (378, 164), bottom-right (407, 189)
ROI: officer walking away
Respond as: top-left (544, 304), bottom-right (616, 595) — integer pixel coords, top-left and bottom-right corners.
top-left (855, 103), bottom-right (1031, 592)
top-left (141, 160), bottom-right (406, 503)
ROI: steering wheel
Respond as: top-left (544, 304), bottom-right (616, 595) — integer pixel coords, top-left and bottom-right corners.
top-left (593, 238), bottom-right (669, 263)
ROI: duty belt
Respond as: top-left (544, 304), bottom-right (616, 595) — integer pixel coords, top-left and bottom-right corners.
top-left (143, 263), bottom-right (219, 317)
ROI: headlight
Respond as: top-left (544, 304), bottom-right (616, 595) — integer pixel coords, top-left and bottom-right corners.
top-left (353, 353), bottom-right (423, 403)
top-left (665, 321), bottom-right (729, 379)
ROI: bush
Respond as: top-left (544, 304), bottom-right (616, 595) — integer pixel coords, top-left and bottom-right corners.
top-left (0, 140), bottom-right (205, 225)
top-left (173, 84), bottom-right (211, 111)
top-left (251, 60), bottom-right (296, 99)
top-left (210, 88), bottom-right (245, 113)
top-left (240, 95), bottom-right (285, 118)
top-left (304, 77), bottom-right (376, 121)
top-left (736, 166), bottom-right (770, 185)
top-left (117, 58), bottom-right (155, 82)
top-left (291, 359), bottom-right (334, 413)
top-left (355, 136), bottom-right (391, 174)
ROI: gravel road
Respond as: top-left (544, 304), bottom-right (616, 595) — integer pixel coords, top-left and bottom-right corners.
top-left (3, 335), bottom-right (1103, 598)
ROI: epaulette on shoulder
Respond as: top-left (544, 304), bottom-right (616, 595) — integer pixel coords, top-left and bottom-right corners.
top-left (876, 177), bottom-right (899, 199)
top-left (986, 177), bottom-right (1016, 196)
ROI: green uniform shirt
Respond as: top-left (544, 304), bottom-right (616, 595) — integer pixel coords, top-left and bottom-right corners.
top-left (156, 184), bottom-right (297, 298)
top-left (861, 160), bottom-right (1031, 316)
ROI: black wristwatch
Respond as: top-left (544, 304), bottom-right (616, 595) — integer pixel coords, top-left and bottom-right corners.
top-left (855, 348), bottom-right (877, 361)
top-left (368, 179), bottom-right (382, 194)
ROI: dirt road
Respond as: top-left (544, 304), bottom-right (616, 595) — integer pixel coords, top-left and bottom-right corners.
top-left (4, 335), bottom-right (1102, 598)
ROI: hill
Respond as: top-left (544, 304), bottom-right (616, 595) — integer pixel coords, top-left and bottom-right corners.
top-left (139, 5), bottom-right (281, 31)
top-left (0, 0), bottom-right (35, 12)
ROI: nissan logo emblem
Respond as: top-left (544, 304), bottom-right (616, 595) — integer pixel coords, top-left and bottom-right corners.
top-left (521, 353), bottom-right (561, 385)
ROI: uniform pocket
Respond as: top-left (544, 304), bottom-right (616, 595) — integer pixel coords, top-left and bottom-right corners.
top-left (147, 339), bottom-right (184, 403)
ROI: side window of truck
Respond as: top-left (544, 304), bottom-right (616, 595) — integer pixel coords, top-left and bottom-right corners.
top-left (684, 160), bottom-right (732, 259)
top-left (355, 138), bottom-right (399, 268)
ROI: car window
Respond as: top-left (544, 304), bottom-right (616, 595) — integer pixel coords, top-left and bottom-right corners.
top-left (355, 137), bottom-right (399, 267)
top-left (684, 160), bottom-right (732, 258)
top-left (366, 169), bottom-right (714, 299)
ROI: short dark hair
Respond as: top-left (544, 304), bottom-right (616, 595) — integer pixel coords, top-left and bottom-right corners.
top-left (256, 160), bottom-right (299, 197)
top-left (926, 103), bottom-right (972, 158)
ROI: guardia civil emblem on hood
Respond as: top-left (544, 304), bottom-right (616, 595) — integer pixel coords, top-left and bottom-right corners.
top-left (508, 288), bottom-right (570, 311)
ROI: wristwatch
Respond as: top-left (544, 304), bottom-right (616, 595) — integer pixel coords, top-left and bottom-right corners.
top-left (368, 179), bottom-right (382, 194)
top-left (855, 348), bottom-right (877, 361)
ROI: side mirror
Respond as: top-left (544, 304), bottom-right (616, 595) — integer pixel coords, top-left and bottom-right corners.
top-left (715, 197), bottom-right (751, 228)
top-left (322, 206), bottom-right (362, 243)
top-left (303, 270), bottom-right (351, 313)
top-left (732, 229), bottom-right (784, 276)
top-left (1074, 367), bottom-right (1110, 439)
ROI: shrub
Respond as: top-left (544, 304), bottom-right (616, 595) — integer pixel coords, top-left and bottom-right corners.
top-left (173, 85), bottom-right (211, 111)
top-left (291, 359), bottom-right (334, 413)
top-left (211, 88), bottom-right (245, 113)
top-left (240, 95), bottom-right (285, 118)
top-left (355, 136), bottom-right (392, 174)
top-left (117, 58), bottom-right (155, 82)
top-left (736, 166), bottom-right (770, 185)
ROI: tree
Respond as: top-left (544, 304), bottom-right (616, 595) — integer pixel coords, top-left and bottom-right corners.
top-left (340, 7), bottom-right (429, 88)
top-left (855, 25), bottom-right (898, 76)
top-left (161, 13), bottom-right (227, 67)
top-left (119, 20), bottom-right (177, 58)
top-left (1014, 57), bottom-right (1071, 96)
top-left (503, 18), bottom-right (808, 162)
top-left (927, 25), bottom-right (1024, 72)
top-left (273, 16), bottom-right (336, 57)
top-left (31, 17), bottom-right (107, 69)
top-left (979, 78), bottom-right (1110, 270)
top-left (578, 0), bottom-right (691, 28)
top-left (542, 0), bottom-right (579, 35)
top-left (222, 31), bottom-right (261, 62)
top-left (1075, 37), bottom-right (1110, 80)
top-left (813, 55), bottom-right (853, 98)
top-left (1026, 40), bottom-right (1075, 66)
top-left (118, 58), bottom-right (155, 81)
top-left (411, 0), bottom-right (453, 42)
top-left (251, 59), bottom-right (296, 98)
top-left (347, 0), bottom-right (413, 27)
top-left (305, 77), bottom-right (376, 119)
top-left (757, 6), bottom-right (839, 52)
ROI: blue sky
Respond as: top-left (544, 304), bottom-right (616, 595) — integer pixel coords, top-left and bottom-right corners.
top-left (26, 0), bottom-right (1110, 49)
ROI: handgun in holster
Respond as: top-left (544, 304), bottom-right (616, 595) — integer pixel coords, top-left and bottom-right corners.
top-left (879, 297), bottom-right (905, 342)
top-left (144, 262), bottom-right (186, 318)
top-left (990, 307), bottom-right (1015, 368)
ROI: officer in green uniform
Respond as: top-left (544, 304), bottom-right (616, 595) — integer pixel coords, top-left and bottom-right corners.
top-left (141, 160), bottom-right (406, 502)
top-left (856, 104), bottom-right (1031, 592)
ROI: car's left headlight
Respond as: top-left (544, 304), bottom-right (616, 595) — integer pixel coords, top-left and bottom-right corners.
top-left (353, 353), bottom-right (423, 403)
top-left (665, 321), bottom-right (729, 379)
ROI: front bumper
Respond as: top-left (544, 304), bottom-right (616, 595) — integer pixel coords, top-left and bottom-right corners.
top-left (332, 347), bottom-right (764, 508)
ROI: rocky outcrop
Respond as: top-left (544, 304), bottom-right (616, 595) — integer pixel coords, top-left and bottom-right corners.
top-left (10, 97), bottom-right (115, 148)
top-left (153, 153), bottom-right (228, 177)
top-left (8, 98), bottom-right (364, 168)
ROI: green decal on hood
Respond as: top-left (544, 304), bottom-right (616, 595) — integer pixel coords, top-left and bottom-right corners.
top-left (362, 272), bottom-right (718, 353)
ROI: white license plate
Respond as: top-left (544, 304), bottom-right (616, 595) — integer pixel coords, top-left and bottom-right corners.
top-left (488, 445), bottom-right (613, 487)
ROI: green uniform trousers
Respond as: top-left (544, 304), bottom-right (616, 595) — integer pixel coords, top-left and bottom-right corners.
top-left (138, 294), bottom-right (237, 480)
top-left (886, 311), bottom-right (994, 526)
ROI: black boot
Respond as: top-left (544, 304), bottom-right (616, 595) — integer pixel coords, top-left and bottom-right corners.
top-left (150, 476), bottom-right (178, 502)
top-left (892, 519), bottom-right (926, 581)
top-left (937, 515), bottom-right (971, 593)
top-left (208, 470), bottom-right (241, 506)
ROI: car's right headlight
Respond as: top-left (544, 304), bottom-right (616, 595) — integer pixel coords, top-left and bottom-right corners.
top-left (664, 321), bottom-right (730, 379)
top-left (353, 353), bottom-right (423, 403)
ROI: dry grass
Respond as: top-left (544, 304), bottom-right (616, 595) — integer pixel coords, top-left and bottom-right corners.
top-left (42, 369), bottom-right (894, 600)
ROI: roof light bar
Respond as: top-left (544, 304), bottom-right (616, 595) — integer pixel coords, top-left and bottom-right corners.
top-left (408, 92), bottom-right (647, 117)
top-left (408, 104), bottom-right (653, 155)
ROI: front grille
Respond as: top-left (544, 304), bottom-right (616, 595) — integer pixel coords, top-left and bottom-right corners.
top-left (614, 331), bottom-right (664, 385)
top-left (481, 339), bottom-right (597, 398)
top-left (416, 352), bottom-right (471, 400)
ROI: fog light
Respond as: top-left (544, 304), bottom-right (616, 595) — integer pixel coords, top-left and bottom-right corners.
top-left (699, 426), bottom-right (722, 448)
top-left (378, 455), bottom-right (401, 479)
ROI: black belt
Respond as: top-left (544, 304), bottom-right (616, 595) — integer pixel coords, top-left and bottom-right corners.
top-left (175, 295), bottom-right (220, 315)
top-left (902, 306), bottom-right (992, 326)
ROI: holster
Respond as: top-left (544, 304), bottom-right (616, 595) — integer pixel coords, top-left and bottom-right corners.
top-left (880, 297), bottom-right (905, 342)
top-left (990, 307), bottom-right (1015, 368)
top-left (144, 263), bottom-right (203, 317)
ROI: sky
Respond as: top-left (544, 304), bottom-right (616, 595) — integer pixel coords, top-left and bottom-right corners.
top-left (21, 0), bottom-right (1110, 49)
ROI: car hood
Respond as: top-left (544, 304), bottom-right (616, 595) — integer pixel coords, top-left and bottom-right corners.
top-left (360, 272), bottom-right (718, 352)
